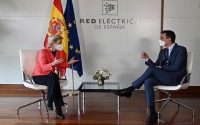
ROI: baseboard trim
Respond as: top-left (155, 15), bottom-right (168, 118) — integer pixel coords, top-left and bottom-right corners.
top-left (158, 86), bottom-right (200, 98)
top-left (0, 84), bottom-right (200, 97)
top-left (0, 84), bottom-right (41, 97)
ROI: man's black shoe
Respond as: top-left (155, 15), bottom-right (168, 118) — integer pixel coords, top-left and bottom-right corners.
top-left (146, 112), bottom-right (157, 125)
top-left (112, 86), bottom-right (134, 98)
top-left (112, 89), bottom-right (132, 97)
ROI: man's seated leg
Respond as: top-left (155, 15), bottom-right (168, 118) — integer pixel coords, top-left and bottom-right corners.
top-left (146, 111), bottom-right (157, 125)
top-left (112, 67), bottom-right (154, 97)
top-left (144, 77), bottom-right (160, 125)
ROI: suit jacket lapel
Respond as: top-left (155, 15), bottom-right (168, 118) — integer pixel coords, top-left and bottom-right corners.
top-left (168, 43), bottom-right (177, 63)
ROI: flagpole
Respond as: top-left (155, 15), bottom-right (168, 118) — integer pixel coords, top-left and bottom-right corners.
top-left (160, 0), bottom-right (165, 50)
top-left (69, 64), bottom-right (77, 116)
top-left (70, 64), bottom-right (78, 96)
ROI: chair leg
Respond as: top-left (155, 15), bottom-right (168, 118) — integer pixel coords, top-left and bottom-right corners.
top-left (17, 98), bottom-right (43, 118)
top-left (170, 99), bottom-right (195, 122)
top-left (38, 101), bottom-right (41, 110)
top-left (159, 99), bottom-right (170, 113)
top-left (155, 91), bottom-right (172, 123)
top-left (155, 90), bottom-right (195, 123)
top-left (64, 103), bottom-right (69, 113)
top-left (157, 99), bottom-right (170, 122)
top-left (62, 92), bottom-right (69, 114)
top-left (17, 90), bottom-right (49, 119)
top-left (41, 91), bottom-right (49, 119)
top-left (155, 98), bottom-right (169, 103)
top-left (62, 93), bottom-right (69, 98)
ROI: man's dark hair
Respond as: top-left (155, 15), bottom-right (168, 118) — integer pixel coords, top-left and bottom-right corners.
top-left (161, 30), bottom-right (176, 43)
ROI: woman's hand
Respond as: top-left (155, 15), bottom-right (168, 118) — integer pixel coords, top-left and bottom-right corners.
top-left (51, 58), bottom-right (64, 66)
top-left (68, 57), bottom-right (79, 65)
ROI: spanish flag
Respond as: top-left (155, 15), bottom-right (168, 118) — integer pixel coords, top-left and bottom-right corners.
top-left (44, 0), bottom-right (68, 60)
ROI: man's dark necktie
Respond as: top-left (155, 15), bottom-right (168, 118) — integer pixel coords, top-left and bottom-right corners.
top-left (161, 48), bottom-right (169, 66)
top-left (165, 48), bottom-right (169, 65)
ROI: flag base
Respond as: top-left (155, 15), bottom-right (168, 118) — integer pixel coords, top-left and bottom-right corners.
top-left (68, 91), bottom-right (79, 96)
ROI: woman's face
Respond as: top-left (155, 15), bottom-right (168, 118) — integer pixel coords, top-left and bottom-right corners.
top-left (51, 39), bottom-right (62, 52)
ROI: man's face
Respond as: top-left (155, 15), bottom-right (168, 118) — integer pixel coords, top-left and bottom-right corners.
top-left (160, 33), bottom-right (172, 47)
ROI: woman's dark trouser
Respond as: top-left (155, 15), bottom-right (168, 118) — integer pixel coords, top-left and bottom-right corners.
top-left (32, 73), bottom-right (64, 110)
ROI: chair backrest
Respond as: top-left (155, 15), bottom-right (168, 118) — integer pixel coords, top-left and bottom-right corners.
top-left (19, 49), bottom-right (68, 86)
top-left (19, 49), bottom-right (39, 77)
top-left (187, 52), bottom-right (193, 74)
top-left (180, 52), bottom-right (193, 85)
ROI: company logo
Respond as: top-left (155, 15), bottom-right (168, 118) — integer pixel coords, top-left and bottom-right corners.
top-left (80, 0), bottom-right (137, 30)
top-left (102, 0), bottom-right (118, 15)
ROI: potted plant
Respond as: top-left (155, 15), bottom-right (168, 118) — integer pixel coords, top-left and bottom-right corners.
top-left (93, 68), bottom-right (111, 85)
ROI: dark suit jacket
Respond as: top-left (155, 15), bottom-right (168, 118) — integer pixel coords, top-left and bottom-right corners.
top-left (145, 43), bottom-right (187, 85)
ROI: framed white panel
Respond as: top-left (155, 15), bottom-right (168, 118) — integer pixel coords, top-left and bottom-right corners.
top-left (0, 0), bottom-right (162, 90)
top-left (164, 0), bottom-right (200, 85)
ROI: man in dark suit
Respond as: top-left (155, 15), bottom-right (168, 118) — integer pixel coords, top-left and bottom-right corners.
top-left (113, 30), bottom-right (187, 125)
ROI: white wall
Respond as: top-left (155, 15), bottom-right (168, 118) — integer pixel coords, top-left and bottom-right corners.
top-left (0, 0), bottom-right (52, 83)
top-left (0, 0), bottom-right (199, 89)
top-left (164, 0), bottom-right (200, 86)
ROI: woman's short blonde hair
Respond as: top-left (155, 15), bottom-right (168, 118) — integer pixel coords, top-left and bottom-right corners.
top-left (47, 34), bottom-right (63, 47)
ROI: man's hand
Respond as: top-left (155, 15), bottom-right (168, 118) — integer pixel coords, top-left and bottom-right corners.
top-left (51, 58), bottom-right (64, 66)
top-left (141, 51), bottom-right (149, 60)
top-left (68, 57), bottom-right (79, 65)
